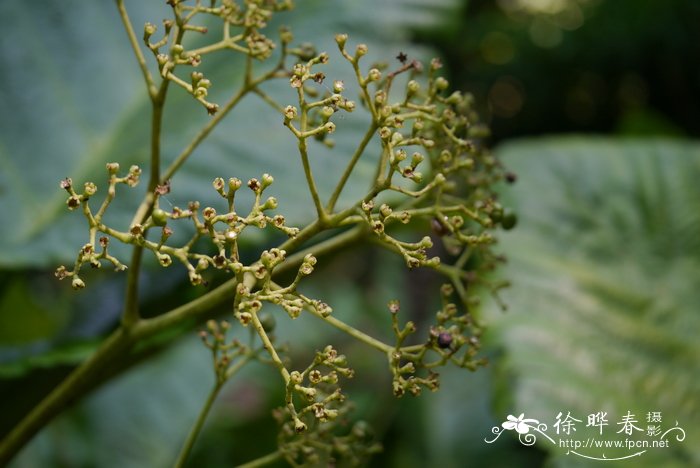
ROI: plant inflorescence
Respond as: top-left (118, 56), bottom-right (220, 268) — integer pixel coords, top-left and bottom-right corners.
top-left (1, 1), bottom-right (515, 466)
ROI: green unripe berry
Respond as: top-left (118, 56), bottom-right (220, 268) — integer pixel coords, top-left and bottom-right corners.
top-left (501, 209), bottom-right (517, 230)
top-left (152, 208), bottom-right (168, 226)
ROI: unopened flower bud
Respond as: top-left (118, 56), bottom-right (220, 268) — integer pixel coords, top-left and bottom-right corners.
top-left (367, 68), bottom-right (381, 82)
top-left (106, 162), bottom-right (120, 174)
top-left (228, 177), bottom-right (242, 192)
top-left (261, 173), bottom-right (274, 188)
top-left (144, 22), bottom-right (157, 38)
top-left (261, 196), bottom-right (278, 210)
top-left (71, 276), bottom-right (86, 290)
top-left (335, 33), bottom-right (348, 48)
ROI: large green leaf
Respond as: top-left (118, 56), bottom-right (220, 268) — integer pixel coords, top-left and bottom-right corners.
top-left (485, 137), bottom-right (700, 467)
top-left (0, 0), bottom-right (459, 268)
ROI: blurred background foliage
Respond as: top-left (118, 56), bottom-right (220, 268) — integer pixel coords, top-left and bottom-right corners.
top-left (1, 0), bottom-right (698, 467)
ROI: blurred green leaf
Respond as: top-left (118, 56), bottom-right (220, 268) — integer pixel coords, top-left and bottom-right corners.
top-left (486, 137), bottom-right (700, 467)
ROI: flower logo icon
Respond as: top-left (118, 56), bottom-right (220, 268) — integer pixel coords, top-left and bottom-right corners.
top-left (502, 414), bottom-right (540, 434)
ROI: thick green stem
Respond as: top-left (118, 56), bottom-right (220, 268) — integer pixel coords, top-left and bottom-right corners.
top-left (0, 329), bottom-right (133, 466)
top-left (0, 277), bottom-right (238, 464)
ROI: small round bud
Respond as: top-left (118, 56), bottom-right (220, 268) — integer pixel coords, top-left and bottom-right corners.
top-left (324, 121), bottom-right (336, 133)
top-left (261, 196), bottom-right (278, 210)
top-left (375, 90), bottom-right (387, 105)
top-left (280, 27), bottom-right (293, 44)
top-left (335, 33), bottom-right (348, 48)
top-left (261, 173), bottom-right (274, 188)
top-left (106, 162), bottom-right (120, 174)
top-left (340, 99), bottom-right (356, 112)
top-left (228, 177), bottom-right (242, 191)
top-left (367, 68), bottom-right (381, 82)
top-left (388, 299), bottom-right (400, 314)
top-left (284, 105), bottom-right (297, 120)
top-left (411, 152), bottom-right (424, 166)
top-left (390, 132), bottom-right (404, 145)
top-left (435, 76), bottom-right (449, 91)
top-left (171, 44), bottom-right (184, 56)
top-left (446, 90), bottom-right (463, 105)
top-left (144, 22), bottom-right (157, 37)
top-left (71, 277), bottom-right (86, 290)
top-left (321, 106), bottom-right (335, 118)
top-left (212, 177), bottom-right (225, 195)
top-left (355, 43), bottom-right (368, 57)
top-left (407, 80), bottom-right (420, 94)
top-left (294, 419), bottom-right (307, 433)
top-left (333, 80), bottom-right (344, 93)
top-left (393, 149), bottom-right (407, 163)
top-left (378, 127), bottom-right (392, 139)
top-left (379, 204), bottom-right (392, 218)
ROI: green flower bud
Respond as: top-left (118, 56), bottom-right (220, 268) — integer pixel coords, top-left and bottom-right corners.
top-left (228, 177), bottom-right (242, 192)
top-left (71, 276), bottom-right (86, 290)
top-left (261, 196), bottom-right (278, 210)
top-left (284, 105), bottom-right (297, 120)
top-left (367, 68), bottom-right (381, 82)
top-left (335, 33), bottom-right (348, 48)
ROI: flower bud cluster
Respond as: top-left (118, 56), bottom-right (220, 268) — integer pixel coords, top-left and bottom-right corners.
top-left (199, 319), bottom-right (252, 384)
top-left (383, 294), bottom-right (484, 398)
top-left (283, 52), bottom-right (357, 148)
top-left (57, 164), bottom-right (300, 289)
top-left (143, 0), bottom-right (293, 114)
top-left (272, 344), bottom-right (379, 466)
